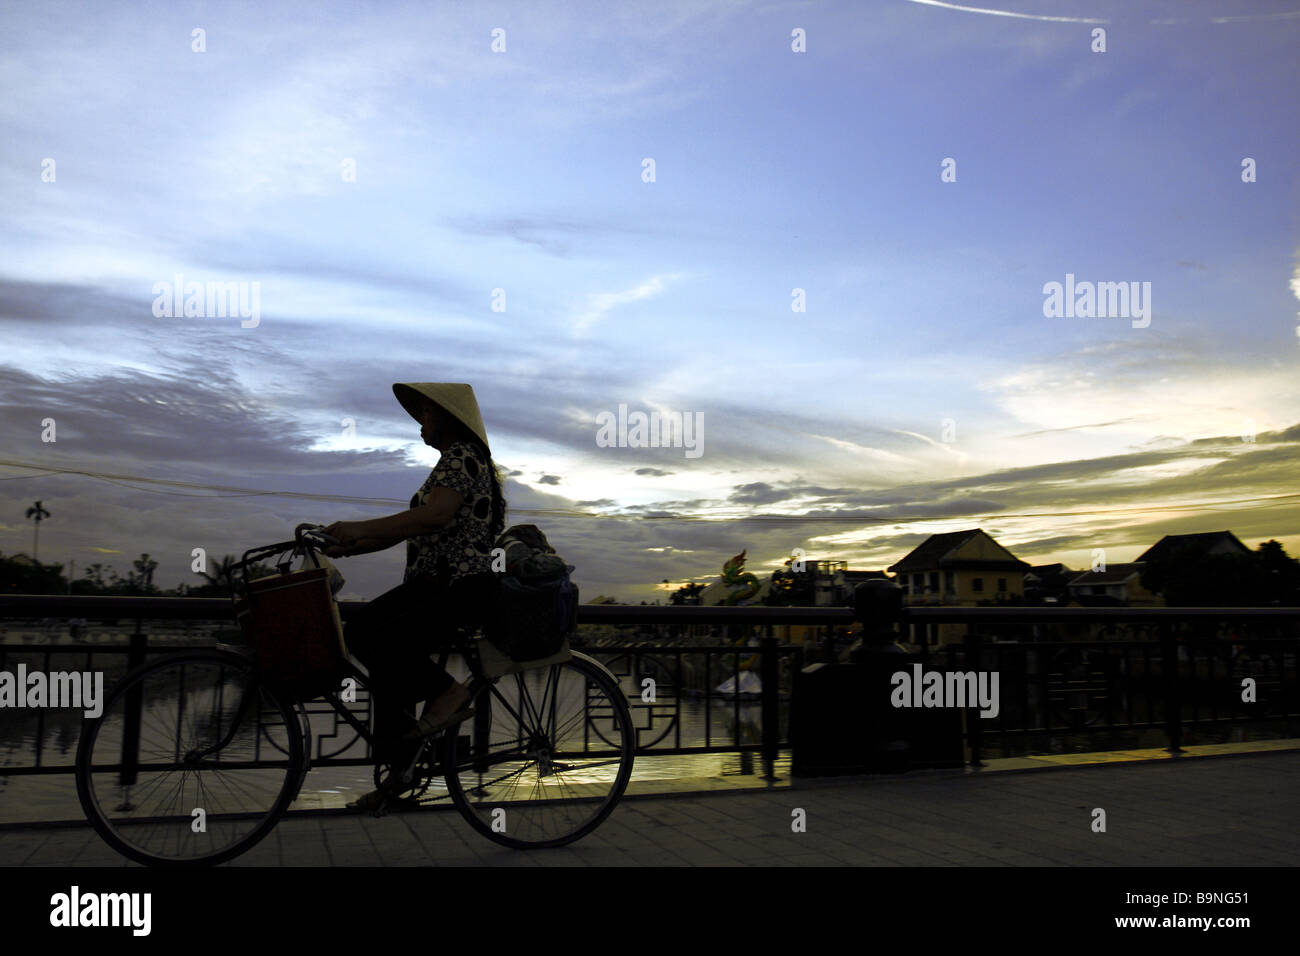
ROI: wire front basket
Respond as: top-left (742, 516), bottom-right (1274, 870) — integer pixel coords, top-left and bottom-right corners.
top-left (228, 525), bottom-right (349, 699)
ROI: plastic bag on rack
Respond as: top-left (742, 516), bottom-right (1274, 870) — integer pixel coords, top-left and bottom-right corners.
top-left (297, 550), bottom-right (345, 596)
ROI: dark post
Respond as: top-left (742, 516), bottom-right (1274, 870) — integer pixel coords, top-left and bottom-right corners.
top-left (966, 627), bottom-right (984, 767)
top-left (851, 579), bottom-right (904, 662)
top-left (1161, 622), bottom-right (1183, 754)
top-left (119, 618), bottom-right (147, 786)
top-left (472, 705), bottom-right (491, 774)
top-left (853, 579), bottom-right (910, 770)
top-left (788, 643), bottom-right (802, 763)
top-left (760, 635), bottom-right (779, 778)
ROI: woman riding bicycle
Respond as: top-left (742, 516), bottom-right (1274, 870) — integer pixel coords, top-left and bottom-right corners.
top-left (322, 382), bottom-right (505, 812)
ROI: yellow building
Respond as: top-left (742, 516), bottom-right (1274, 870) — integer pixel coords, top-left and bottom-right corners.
top-left (888, 528), bottom-right (1030, 647)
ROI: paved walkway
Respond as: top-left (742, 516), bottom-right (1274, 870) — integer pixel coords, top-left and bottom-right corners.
top-left (2, 750), bottom-right (1296, 866)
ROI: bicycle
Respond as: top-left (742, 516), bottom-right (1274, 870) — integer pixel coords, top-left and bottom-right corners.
top-left (74, 524), bottom-right (635, 866)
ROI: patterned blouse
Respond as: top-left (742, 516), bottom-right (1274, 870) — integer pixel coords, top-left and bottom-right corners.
top-left (404, 441), bottom-right (497, 587)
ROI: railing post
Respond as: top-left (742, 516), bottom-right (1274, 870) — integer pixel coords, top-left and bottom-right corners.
top-left (119, 618), bottom-right (148, 786)
top-left (851, 580), bottom-right (909, 772)
top-left (966, 627), bottom-right (983, 767)
top-left (760, 635), bottom-right (779, 778)
top-left (1161, 622), bottom-right (1183, 754)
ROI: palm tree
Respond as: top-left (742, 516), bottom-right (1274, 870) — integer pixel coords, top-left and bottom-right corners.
top-left (83, 563), bottom-right (108, 589)
top-left (196, 554), bottom-right (238, 591)
top-left (25, 501), bottom-right (50, 561)
top-left (192, 554), bottom-right (275, 596)
top-left (132, 553), bottom-right (159, 593)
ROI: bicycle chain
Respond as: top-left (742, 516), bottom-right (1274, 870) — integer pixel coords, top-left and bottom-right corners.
top-left (376, 744), bottom-right (539, 806)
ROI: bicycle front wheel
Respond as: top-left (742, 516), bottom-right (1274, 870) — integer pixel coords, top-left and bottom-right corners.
top-left (75, 648), bottom-right (304, 866)
top-left (445, 653), bottom-right (634, 849)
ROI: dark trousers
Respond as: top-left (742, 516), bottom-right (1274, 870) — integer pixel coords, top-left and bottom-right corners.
top-left (344, 571), bottom-right (496, 762)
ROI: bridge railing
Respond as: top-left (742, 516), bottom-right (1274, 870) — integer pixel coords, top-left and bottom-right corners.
top-left (1, 596), bottom-right (1297, 776)
top-left (0, 595), bottom-right (827, 775)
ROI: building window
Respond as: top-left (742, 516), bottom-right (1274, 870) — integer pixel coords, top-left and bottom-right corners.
top-left (944, 571), bottom-right (954, 592)
top-left (1092, 585), bottom-right (1105, 595)
top-left (913, 573), bottom-right (924, 592)
top-left (997, 578), bottom-right (1007, 592)
top-left (928, 624), bottom-right (937, 645)
top-left (972, 578), bottom-right (984, 592)
top-left (928, 572), bottom-right (939, 592)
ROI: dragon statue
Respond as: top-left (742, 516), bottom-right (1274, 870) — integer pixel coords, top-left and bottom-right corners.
top-left (719, 550), bottom-right (762, 606)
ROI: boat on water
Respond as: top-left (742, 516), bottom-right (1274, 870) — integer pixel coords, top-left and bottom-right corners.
top-left (714, 670), bottom-right (762, 697)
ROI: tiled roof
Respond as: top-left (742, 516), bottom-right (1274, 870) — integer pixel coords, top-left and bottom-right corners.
top-left (1136, 531), bottom-right (1250, 563)
top-left (1068, 563), bottom-right (1145, 586)
top-left (887, 529), bottom-right (982, 572)
top-left (888, 529), bottom-right (1029, 573)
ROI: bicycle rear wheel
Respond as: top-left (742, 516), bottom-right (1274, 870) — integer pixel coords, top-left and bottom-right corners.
top-left (445, 653), bottom-right (634, 848)
top-left (75, 648), bottom-right (304, 866)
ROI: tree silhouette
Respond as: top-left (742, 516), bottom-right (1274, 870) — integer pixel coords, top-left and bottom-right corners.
top-left (1255, 539), bottom-right (1300, 605)
top-left (668, 580), bottom-right (705, 606)
top-left (194, 554), bottom-right (238, 593)
top-left (24, 501), bottom-right (50, 560)
top-left (82, 563), bottom-right (107, 588)
top-left (130, 553), bottom-right (159, 594)
top-left (189, 554), bottom-right (276, 597)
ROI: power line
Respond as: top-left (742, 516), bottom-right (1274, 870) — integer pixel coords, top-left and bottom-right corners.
top-left (0, 457), bottom-right (594, 516)
top-left (0, 459), bottom-right (399, 505)
top-left (1, 456), bottom-right (1299, 524)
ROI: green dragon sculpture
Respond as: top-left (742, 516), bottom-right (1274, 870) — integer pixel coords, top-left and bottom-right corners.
top-left (719, 550), bottom-right (762, 605)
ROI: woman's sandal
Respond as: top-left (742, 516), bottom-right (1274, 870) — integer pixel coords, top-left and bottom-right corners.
top-left (348, 777), bottom-right (422, 815)
top-left (347, 749), bottom-right (426, 814)
top-left (402, 707), bottom-right (476, 740)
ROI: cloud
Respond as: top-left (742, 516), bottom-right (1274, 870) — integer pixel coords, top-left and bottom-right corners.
top-left (1006, 416), bottom-right (1153, 439)
top-left (571, 274), bottom-right (682, 335)
top-left (902, 0), bottom-right (1108, 24)
top-left (3, 0), bottom-right (1298, 603)
top-left (444, 214), bottom-right (673, 258)
top-left (811, 434), bottom-right (912, 463)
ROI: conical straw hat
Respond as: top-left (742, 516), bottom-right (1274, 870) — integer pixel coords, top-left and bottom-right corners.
top-left (393, 383), bottom-right (490, 452)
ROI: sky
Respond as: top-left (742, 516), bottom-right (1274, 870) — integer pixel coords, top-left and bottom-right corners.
top-left (1, 0), bottom-right (1299, 603)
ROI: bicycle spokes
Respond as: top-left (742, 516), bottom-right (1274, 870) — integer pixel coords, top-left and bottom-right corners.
top-left (444, 656), bottom-right (634, 848)
top-left (77, 652), bottom-right (302, 865)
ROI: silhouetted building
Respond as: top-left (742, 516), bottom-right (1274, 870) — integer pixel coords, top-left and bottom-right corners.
top-left (1023, 563), bottom-right (1075, 604)
top-left (1137, 531), bottom-right (1250, 564)
top-left (1066, 563), bottom-right (1162, 606)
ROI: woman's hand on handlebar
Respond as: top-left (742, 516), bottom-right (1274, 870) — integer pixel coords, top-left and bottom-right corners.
top-left (321, 521), bottom-right (364, 557)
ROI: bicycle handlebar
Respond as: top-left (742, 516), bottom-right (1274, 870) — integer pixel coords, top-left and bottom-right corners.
top-left (295, 523), bottom-right (341, 547)
top-left (228, 524), bottom-right (342, 605)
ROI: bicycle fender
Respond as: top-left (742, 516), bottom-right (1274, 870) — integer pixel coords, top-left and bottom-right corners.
top-left (568, 650), bottom-right (621, 690)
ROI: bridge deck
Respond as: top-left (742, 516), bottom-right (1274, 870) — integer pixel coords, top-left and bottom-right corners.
top-left (2, 747), bottom-right (1296, 866)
